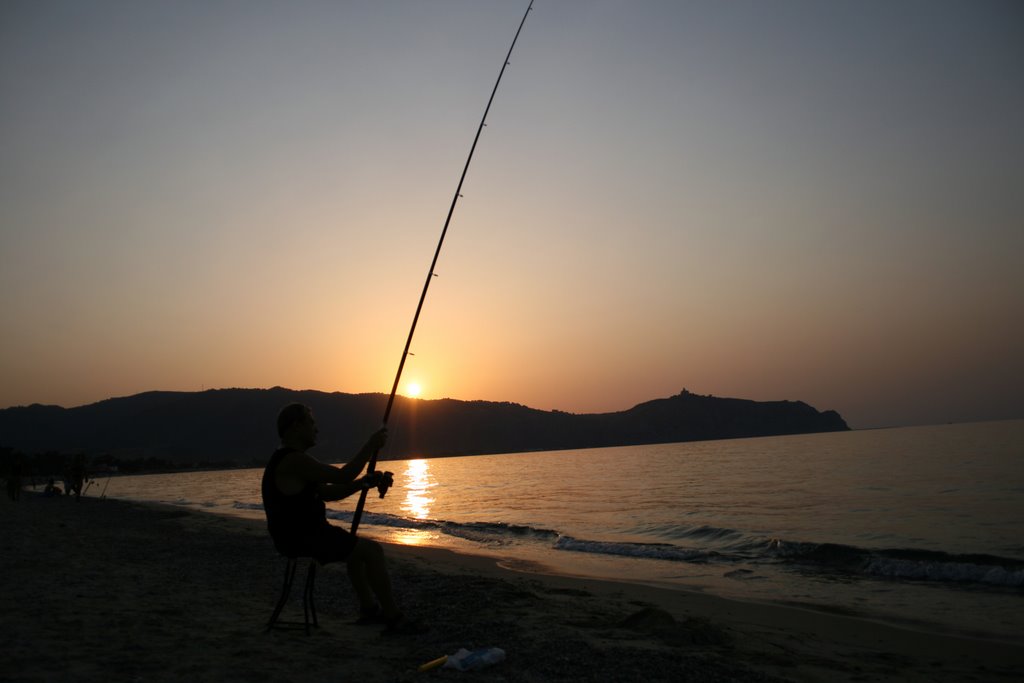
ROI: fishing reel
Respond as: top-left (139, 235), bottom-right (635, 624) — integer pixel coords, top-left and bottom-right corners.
top-left (365, 470), bottom-right (394, 499)
top-left (377, 470), bottom-right (394, 499)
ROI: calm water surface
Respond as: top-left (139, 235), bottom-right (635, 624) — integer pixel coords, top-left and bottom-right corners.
top-left (102, 420), bottom-right (1024, 643)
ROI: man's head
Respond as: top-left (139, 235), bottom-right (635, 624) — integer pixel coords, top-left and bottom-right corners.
top-left (277, 403), bottom-right (317, 448)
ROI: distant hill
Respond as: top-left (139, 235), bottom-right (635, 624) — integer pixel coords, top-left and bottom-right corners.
top-left (0, 388), bottom-right (848, 464)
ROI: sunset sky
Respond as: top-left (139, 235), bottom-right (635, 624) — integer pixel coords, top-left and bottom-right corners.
top-left (2, 1), bottom-right (1022, 429)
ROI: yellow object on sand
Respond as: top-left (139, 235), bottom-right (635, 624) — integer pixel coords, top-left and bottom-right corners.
top-left (417, 655), bottom-right (448, 673)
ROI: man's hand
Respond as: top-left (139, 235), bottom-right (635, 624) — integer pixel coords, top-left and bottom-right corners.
top-left (362, 427), bottom-right (388, 455)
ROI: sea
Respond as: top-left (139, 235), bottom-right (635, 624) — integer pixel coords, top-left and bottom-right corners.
top-left (97, 420), bottom-right (1023, 645)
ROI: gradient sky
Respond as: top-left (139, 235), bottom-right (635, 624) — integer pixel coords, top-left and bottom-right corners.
top-left (2, 1), bottom-right (1022, 429)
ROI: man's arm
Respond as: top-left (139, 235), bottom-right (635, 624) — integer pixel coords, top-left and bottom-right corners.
top-left (283, 452), bottom-right (356, 487)
top-left (277, 428), bottom-right (388, 493)
top-left (333, 428), bottom-right (388, 483)
top-left (316, 471), bottom-right (391, 502)
top-left (317, 480), bottom-right (366, 501)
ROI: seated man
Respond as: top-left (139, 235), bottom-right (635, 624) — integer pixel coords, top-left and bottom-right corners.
top-left (262, 402), bottom-right (424, 634)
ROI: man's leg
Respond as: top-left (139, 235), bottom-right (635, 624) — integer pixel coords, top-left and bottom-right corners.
top-left (346, 538), bottom-right (400, 619)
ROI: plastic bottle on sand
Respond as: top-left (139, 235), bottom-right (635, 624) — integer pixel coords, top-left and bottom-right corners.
top-left (443, 647), bottom-right (506, 671)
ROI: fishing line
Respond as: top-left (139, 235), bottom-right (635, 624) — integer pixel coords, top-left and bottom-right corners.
top-left (351, 0), bottom-right (535, 534)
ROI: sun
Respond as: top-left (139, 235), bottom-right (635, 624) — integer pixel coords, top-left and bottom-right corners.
top-left (406, 382), bottom-right (422, 398)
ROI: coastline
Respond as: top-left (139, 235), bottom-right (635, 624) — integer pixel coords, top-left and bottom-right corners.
top-left (2, 494), bottom-right (1020, 682)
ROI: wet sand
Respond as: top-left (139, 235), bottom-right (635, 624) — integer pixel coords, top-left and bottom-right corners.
top-left (1, 493), bottom-right (1020, 682)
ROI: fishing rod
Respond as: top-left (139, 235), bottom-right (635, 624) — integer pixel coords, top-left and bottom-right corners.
top-left (100, 471), bottom-right (114, 499)
top-left (350, 0), bottom-right (535, 534)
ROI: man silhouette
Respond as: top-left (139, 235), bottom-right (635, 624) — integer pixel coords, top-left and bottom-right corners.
top-left (262, 402), bottom-right (424, 633)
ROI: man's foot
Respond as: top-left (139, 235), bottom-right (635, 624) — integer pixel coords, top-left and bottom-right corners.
top-left (354, 604), bottom-right (389, 625)
top-left (382, 614), bottom-right (429, 636)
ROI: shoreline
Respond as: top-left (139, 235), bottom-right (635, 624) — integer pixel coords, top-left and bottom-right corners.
top-left (2, 493), bottom-right (1021, 682)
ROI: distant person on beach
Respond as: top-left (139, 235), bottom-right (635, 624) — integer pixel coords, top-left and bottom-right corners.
top-left (65, 454), bottom-right (88, 500)
top-left (6, 455), bottom-right (24, 501)
top-left (262, 403), bottom-right (426, 634)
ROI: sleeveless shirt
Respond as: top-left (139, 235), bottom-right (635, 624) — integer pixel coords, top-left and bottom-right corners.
top-left (261, 447), bottom-right (327, 556)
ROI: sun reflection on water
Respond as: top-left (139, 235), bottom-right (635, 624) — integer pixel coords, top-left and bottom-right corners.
top-left (401, 459), bottom-right (434, 520)
top-left (386, 528), bottom-right (436, 546)
top-left (388, 459), bottom-right (436, 546)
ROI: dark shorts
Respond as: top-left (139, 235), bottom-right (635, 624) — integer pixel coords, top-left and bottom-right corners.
top-left (311, 523), bottom-right (359, 564)
top-left (272, 523), bottom-right (358, 564)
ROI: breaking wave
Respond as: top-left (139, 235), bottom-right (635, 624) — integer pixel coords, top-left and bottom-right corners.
top-left (231, 501), bottom-right (1023, 588)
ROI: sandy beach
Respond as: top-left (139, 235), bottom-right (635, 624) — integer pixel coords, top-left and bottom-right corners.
top-left (1, 493), bottom-right (1020, 682)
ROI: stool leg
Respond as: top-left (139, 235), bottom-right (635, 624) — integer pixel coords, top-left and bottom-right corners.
top-left (303, 560), bottom-right (318, 634)
top-left (267, 557), bottom-right (297, 631)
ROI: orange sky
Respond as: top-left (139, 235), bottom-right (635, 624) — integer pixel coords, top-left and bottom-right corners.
top-left (2, 1), bottom-right (1022, 429)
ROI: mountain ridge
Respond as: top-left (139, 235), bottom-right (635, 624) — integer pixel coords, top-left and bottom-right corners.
top-left (0, 387), bottom-right (849, 463)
